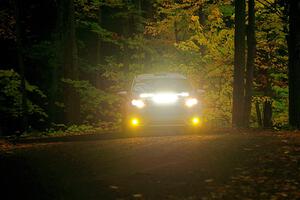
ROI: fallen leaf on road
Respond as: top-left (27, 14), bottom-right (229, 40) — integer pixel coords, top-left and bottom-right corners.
top-left (109, 185), bottom-right (119, 190)
top-left (133, 193), bottom-right (143, 198)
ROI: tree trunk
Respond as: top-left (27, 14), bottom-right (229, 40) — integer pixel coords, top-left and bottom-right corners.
top-left (263, 101), bottom-right (272, 128)
top-left (232, 0), bottom-right (246, 128)
top-left (62, 0), bottom-right (80, 124)
top-left (48, 1), bottom-right (64, 125)
top-left (255, 102), bottom-right (262, 127)
top-left (95, 5), bottom-right (102, 65)
top-left (243, 0), bottom-right (256, 127)
top-left (14, 0), bottom-right (28, 135)
top-left (263, 79), bottom-right (272, 128)
top-left (122, 6), bottom-right (131, 72)
top-left (94, 4), bottom-right (102, 89)
top-left (288, 0), bottom-right (300, 129)
top-left (134, 0), bottom-right (143, 32)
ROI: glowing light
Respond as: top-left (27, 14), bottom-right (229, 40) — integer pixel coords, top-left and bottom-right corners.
top-left (192, 117), bottom-right (201, 126)
top-left (178, 92), bottom-right (189, 97)
top-left (185, 98), bottom-right (198, 107)
top-left (130, 118), bottom-right (140, 126)
top-left (131, 99), bottom-right (145, 108)
top-left (139, 93), bottom-right (154, 98)
top-left (152, 93), bottom-right (178, 104)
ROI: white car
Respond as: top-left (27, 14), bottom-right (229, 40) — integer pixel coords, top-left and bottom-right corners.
top-left (120, 73), bottom-right (204, 131)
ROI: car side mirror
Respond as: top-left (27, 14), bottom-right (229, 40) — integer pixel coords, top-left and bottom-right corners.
top-left (118, 91), bottom-right (128, 96)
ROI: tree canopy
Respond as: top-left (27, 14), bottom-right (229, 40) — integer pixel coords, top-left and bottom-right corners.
top-left (0, 0), bottom-right (294, 135)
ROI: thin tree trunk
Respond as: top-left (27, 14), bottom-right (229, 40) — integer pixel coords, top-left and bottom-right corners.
top-left (134, 0), bottom-right (143, 32)
top-left (255, 102), bottom-right (262, 127)
top-left (288, 0), bottom-right (300, 129)
top-left (232, 0), bottom-right (246, 128)
top-left (263, 101), bottom-right (272, 128)
top-left (48, 1), bottom-right (64, 124)
top-left (243, 0), bottom-right (256, 127)
top-left (94, 4), bottom-right (103, 90)
top-left (14, 0), bottom-right (27, 135)
top-left (62, 0), bottom-right (80, 124)
top-left (263, 79), bottom-right (272, 128)
top-left (122, 7), bottom-right (130, 72)
top-left (95, 5), bottom-right (102, 65)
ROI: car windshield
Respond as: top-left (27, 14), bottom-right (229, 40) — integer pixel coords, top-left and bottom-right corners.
top-left (132, 78), bottom-right (192, 94)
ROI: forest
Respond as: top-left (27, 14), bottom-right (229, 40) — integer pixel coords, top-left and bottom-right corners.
top-left (0, 0), bottom-right (300, 136)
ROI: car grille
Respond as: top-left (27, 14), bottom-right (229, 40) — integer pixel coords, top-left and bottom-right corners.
top-left (142, 103), bottom-right (187, 122)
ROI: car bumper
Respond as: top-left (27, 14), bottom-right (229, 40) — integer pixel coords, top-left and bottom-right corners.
top-left (126, 105), bottom-right (202, 127)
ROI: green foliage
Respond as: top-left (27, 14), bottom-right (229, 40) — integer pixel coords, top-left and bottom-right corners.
top-left (0, 0), bottom-right (290, 133)
top-left (65, 124), bottom-right (95, 133)
top-left (62, 78), bottom-right (120, 124)
top-left (39, 122), bottom-right (117, 137)
top-left (254, 0), bottom-right (288, 127)
top-left (0, 69), bottom-right (47, 120)
top-left (78, 20), bottom-right (120, 45)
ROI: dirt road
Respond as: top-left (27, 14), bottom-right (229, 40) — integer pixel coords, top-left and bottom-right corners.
top-left (1, 131), bottom-right (300, 199)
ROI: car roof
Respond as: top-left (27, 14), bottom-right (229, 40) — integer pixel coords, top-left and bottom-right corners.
top-left (135, 73), bottom-right (187, 81)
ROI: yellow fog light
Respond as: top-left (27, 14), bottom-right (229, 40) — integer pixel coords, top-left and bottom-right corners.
top-left (192, 117), bottom-right (201, 126)
top-left (130, 118), bottom-right (140, 126)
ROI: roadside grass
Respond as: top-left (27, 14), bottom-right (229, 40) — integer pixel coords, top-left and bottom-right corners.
top-left (6, 122), bottom-right (120, 140)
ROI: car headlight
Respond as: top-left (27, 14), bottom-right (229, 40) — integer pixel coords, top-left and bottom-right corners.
top-left (185, 98), bottom-right (198, 107)
top-left (131, 99), bottom-right (145, 108)
top-left (152, 93), bottom-right (178, 104)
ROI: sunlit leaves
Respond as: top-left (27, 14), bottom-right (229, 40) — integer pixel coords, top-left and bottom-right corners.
top-left (170, 2), bottom-right (234, 125)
